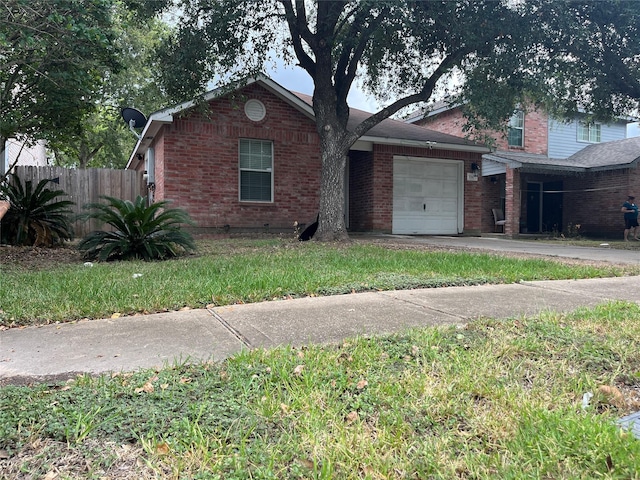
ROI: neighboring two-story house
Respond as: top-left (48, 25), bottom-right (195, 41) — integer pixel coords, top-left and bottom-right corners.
top-left (407, 103), bottom-right (640, 238)
top-left (2, 139), bottom-right (49, 177)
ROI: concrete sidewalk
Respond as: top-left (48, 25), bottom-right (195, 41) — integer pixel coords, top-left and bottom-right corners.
top-left (2, 275), bottom-right (640, 384)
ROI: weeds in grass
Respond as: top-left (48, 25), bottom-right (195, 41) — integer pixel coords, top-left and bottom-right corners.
top-left (1, 241), bottom-right (632, 327)
top-left (2, 302), bottom-right (640, 478)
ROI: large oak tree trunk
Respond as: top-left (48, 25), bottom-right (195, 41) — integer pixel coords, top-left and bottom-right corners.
top-left (315, 128), bottom-right (350, 242)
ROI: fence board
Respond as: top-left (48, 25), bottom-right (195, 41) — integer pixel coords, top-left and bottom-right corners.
top-left (9, 166), bottom-right (144, 238)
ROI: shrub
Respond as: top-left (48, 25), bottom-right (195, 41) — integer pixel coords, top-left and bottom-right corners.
top-left (0, 173), bottom-right (75, 246)
top-left (78, 195), bottom-right (196, 261)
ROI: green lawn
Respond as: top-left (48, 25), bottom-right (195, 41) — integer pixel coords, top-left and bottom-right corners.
top-left (2, 238), bottom-right (640, 478)
top-left (2, 303), bottom-right (640, 478)
top-left (1, 238), bottom-right (636, 327)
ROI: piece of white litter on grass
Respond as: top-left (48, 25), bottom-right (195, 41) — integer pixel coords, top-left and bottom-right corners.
top-left (600, 243), bottom-right (609, 246)
top-left (132, 273), bottom-right (143, 279)
top-left (581, 391), bottom-right (593, 409)
top-left (83, 262), bottom-right (93, 267)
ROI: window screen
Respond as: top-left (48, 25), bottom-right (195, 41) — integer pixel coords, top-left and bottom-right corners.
top-left (239, 139), bottom-right (273, 202)
top-left (507, 111), bottom-right (524, 147)
top-left (577, 122), bottom-right (601, 143)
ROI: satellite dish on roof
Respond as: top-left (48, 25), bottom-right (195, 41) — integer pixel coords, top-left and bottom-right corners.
top-left (121, 107), bottom-right (147, 139)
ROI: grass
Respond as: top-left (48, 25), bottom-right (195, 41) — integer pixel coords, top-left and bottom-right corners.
top-left (1, 238), bottom-right (636, 327)
top-left (2, 302), bottom-right (640, 478)
top-left (2, 237), bottom-right (640, 478)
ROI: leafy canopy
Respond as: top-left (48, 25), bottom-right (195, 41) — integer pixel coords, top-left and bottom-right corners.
top-left (47, 4), bottom-right (173, 169)
top-left (0, 0), bottom-right (121, 155)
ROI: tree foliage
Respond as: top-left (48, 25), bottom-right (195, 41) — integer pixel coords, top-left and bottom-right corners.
top-left (459, 0), bottom-right (640, 132)
top-left (0, 0), bottom-right (121, 168)
top-left (0, 173), bottom-right (75, 246)
top-left (48, 5), bottom-right (172, 169)
top-left (141, 0), bottom-right (640, 241)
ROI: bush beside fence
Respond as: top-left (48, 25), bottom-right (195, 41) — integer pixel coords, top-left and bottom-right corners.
top-left (10, 166), bottom-right (145, 238)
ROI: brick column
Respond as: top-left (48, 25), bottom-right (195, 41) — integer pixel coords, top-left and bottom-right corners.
top-left (504, 166), bottom-right (521, 236)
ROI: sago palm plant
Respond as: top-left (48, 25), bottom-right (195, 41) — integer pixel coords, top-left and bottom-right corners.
top-left (0, 173), bottom-right (75, 246)
top-left (78, 195), bottom-right (196, 261)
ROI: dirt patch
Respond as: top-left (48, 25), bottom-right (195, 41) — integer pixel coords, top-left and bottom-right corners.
top-left (0, 245), bottom-right (84, 272)
top-left (0, 438), bottom-right (166, 479)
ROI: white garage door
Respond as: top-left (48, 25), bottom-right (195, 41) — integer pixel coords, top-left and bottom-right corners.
top-left (392, 157), bottom-right (463, 235)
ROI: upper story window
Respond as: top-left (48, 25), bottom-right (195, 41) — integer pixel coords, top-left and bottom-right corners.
top-left (577, 122), bottom-right (601, 143)
top-left (239, 139), bottom-right (273, 202)
top-left (507, 110), bottom-right (524, 147)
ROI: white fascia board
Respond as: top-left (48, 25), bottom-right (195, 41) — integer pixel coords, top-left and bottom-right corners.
top-left (405, 103), bottom-right (461, 124)
top-left (482, 154), bottom-right (523, 169)
top-left (253, 76), bottom-right (316, 120)
top-left (125, 114), bottom-right (173, 169)
top-left (359, 135), bottom-right (490, 153)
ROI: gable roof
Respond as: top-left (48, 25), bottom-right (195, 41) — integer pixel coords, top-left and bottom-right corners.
top-left (483, 136), bottom-right (640, 173)
top-left (292, 91), bottom-right (485, 150)
top-left (126, 76), bottom-right (488, 169)
top-left (404, 99), bottom-right (459, 124)
top-left (406, 99), bottom-right (639, 126)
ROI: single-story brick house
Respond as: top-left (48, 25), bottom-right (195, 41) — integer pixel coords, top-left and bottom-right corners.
top-left (126, 76), bottom-right (490, 236)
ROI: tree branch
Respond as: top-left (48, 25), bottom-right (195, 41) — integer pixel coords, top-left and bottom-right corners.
top-left (335, 7), bottom-right (388, 106)
top-left (278, 0), bottom-right (316, 76)
top-left (350, 48), bottom-right (472, 141)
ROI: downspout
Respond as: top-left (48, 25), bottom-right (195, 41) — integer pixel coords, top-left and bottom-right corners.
top-left (144, 148), bottom-right (155, 204)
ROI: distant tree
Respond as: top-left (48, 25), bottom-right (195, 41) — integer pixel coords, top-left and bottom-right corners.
top-left (458, 0), bottom-right (640, 134)
top-left (0, 0), bottom-right (121, 178)
top-left (48, 6), bottom-right (172, 169)
top-left (141, 0), bottom-right (640, 241)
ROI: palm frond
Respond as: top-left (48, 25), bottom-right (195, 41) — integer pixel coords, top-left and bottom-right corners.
top-left (78, 195), bottom-right (196, 261)
top-left (0, 173), bottom-right (75, 246)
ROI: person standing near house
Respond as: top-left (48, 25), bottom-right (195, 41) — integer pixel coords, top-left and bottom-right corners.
top-left (621, 195), bottom-right (639, 241)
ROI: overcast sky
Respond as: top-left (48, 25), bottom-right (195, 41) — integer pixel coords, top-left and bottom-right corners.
top-left (267, 64), bottom-right (383, 113)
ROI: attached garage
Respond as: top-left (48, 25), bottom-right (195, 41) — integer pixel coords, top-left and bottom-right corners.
top-left (392, 156), bottom-right (464, 234)
top-left (127, 75), bottom-right (488, 236)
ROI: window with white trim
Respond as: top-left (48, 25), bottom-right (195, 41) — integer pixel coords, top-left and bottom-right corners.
top-left (239, 139), bottom-right (273, 202)
top-left (507, 110), bottom-right (524, 147)
top-left (577, 122), bottom-right (601, 143)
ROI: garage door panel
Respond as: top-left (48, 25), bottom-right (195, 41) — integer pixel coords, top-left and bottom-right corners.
top-left (393, 158), bottom-right (462, 235)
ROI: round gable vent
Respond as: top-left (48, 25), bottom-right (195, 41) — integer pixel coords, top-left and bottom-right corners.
top-left (244, 99), bottom-right (266, 122)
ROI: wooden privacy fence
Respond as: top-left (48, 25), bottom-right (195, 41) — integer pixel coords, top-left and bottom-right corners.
top-left (10, 166), bottom-right (145, 238)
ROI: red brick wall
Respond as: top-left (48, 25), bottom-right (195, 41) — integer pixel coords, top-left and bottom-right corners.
top-left (350, 144), bottom-right (484, 233)
top-left (154, 84), bottom-right (322, 231)
top-left (505, 167), bottom-right (521, 236)
top-left (564, 168), bottom-right (640, 238)
top-left (145, 84), bottom-right (493, 235)
top-left (348, 150), bottom-right (375, 231)
top-left (417, 105), bottom-right (549, 155)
